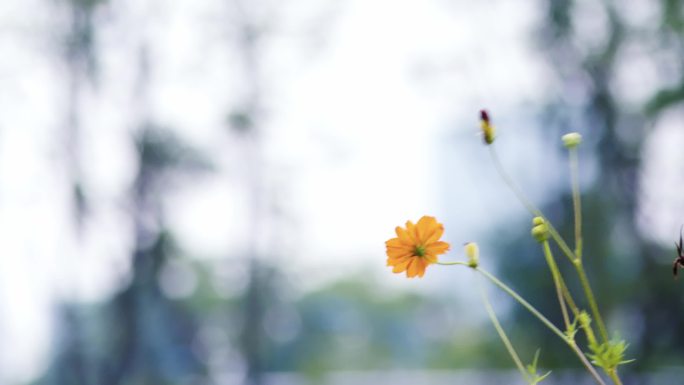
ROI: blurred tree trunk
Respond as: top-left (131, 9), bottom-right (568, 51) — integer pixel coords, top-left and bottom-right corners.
top-left (44, 1), bottom-right (104, 383)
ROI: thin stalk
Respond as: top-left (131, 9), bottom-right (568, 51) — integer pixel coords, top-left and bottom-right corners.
top-left (477, 275), bottom-right (530, 383)
top-left (489, 146), bottom-right (577, 264)
top-left (542, 241), bottom-right (570, 329)
top-left (556, 268), bottom-right (580, 318)
top-left (575, 260), bottom-right (609, 343)
top-left (488, 145), bottom-right (608, 342)
top-left (475, 267), bottom-right (607, 385)
top-left (436, 261), bottom-right (470, 266)
top-left (473, 267), bottom-right (567, 341)
top-left (546, 221), bottom-right (577, 264)
top-left (437, 262), bottom-right (607, 385)
top-left (569, 147), bottom-right (583, 259)
top-left (489, 146), bottom-right (537, 215)
top-left (608, 369), bottom-right (623, 385)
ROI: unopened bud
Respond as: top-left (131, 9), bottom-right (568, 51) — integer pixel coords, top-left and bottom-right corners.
top-left (480, 110), bottom-right (495, 145)
top-left (531, 217), bottom-right (549, 242)
top-left (464, 242), bottom-right (479, 268)
top-left (562, 132), bottom-right (582, 148)
top-left (578, 311), bottom-right (592, 328)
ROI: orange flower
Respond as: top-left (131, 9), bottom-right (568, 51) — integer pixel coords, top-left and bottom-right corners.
top-left (385, 216), bottom-right (450, 278)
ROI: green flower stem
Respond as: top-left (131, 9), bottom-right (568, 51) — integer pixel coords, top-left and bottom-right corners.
top-left (477, 274), bottom-right (531, 384)
top-left (438, 262), bottom-right (607, 385)
top-left (475, 267), bottom-right (607, 385)
top-left (546, 221), bottom-right (577, 264)
top-left (567, 146), bottom-right (609, 346)
top-left (569, 147), bottom-right (583, 259)
top-left (489, 146), bottom-right (576, 264)
top-left (574, 259), bottom-right (609, 343)
top-left (555, 264), bottom-right (580, 318)
top-left (608, 369), bottom-right (623, 385)
top-left (488, 145), bottom-right (608, 343)
top-left (488, 146), bottom-right (537, 215)
top-left (436, 261), bottom-right (470, 266)
top-left (542, 241), bottom-right (570, 329)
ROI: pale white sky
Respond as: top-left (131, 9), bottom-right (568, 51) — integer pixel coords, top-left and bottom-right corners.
top-left (0, 0), bottom-right (678, 383)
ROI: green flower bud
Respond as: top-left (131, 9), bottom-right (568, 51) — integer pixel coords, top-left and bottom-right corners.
top-left (464, 242), bottom-right (479, 268)
top-left (588, 339), bottom-right (634, 371)
top-left (578, 311), bottom-right (591, 328)
top-left (577, 311), bottom-right (598, 350)
top-left (532, 216), bottom-right (545, 226)
top-left (562, 132), bottom-right (582, 148)
top-left (531, 223), bottom-right (549, 243)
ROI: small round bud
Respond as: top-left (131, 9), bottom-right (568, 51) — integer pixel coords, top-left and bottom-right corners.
top-left (464, 242), bottom-right (479, 268)
top-left (479, 109), bottom-right (495, 145)
top-left (562, 132), bottom-right (582, 148)
top-left (578, 311), bottom-right (592, 328)
top-left (532, 216), bottom-right (545, 226)
top-left (531, 223), bottom-right (549, 243)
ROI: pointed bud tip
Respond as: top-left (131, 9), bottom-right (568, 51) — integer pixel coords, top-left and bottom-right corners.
top-left (479, 110), bottom-right (495, 145)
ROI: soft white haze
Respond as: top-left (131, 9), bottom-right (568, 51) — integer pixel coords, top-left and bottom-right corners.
top-left (4, 0), bottom-right (674, 383)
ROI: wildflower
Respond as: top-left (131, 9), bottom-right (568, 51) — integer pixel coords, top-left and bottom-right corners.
top-left (385, 216), bottom-right (450, 278)
top-left (480, 109), bottom-right (496, 145)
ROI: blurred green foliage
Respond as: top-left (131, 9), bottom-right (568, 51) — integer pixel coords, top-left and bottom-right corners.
top-left (30, 0), bottom-right (684, 384)
top-left (496, 0), bottom-right (684, 376)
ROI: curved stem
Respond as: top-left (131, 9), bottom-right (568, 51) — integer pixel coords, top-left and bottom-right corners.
top-left (477, 274), bottom-right (531, 383)
top-left (474, 267), bottom-right (607, 385)
top-left (475, 267), bottom-right (568, 340)
top-left (488, 145), bottom-right (608, 342)
top-left (608, 369), bottom-right (624, 385)
top-left (542, 241), bottom-right (570, 329)
top-left (556, 267), bottom-right (580, 318)
top-left (489, 146), bottom-right (537, 214)
top-left (437, 261), bottom-right (470, 266)
top-left (489, 146), bottom-right (577, 264)
top-left (546, 221), bottom-right (578, 264)
top-left (575, 260), bottom-right (609, 343)
top-left (569, 147), bottom-right (583, 259)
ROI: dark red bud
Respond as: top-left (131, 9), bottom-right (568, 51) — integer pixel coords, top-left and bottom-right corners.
top-left (480, 110), bottom-right (490, 122)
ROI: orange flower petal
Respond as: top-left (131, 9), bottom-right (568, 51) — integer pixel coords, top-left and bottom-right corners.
top-left (415, 216), bottom-right (435, 243)
top-left (392, 258), bottom-right (412, 273)
top-left (425, 223), bottom-right (444, 244)
top-left (407, 258), bottom-right (426, 278)
top-left (418, 216), bottom-right (446, 244)
top-left (388, 254), bottom-right (412, 266)
top-left (394, 227), bottom-right (415, 245)
top-left (387, 250), bottom-right (410, 259)
top-left (425, 241), bottom-right (450, 255)
top-left (405, 221), bottom-right (419, 244)
top-left (416, 259), bottom-right (427, 277)
top-left (423, 253), bottom-right (438, 264)
top-left (385, 238), bottom-right (413, 251)
top-left (386, 249), bottom-right (408, 258)
top-left (387, 251), bottom-right (413, 261)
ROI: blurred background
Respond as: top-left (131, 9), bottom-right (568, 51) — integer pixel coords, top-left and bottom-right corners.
top-left (1, 0), bottom-right (684, 384)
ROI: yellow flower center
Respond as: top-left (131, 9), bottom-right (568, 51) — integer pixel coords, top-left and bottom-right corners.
top-left (414, 245), bottom-right (426, 257)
